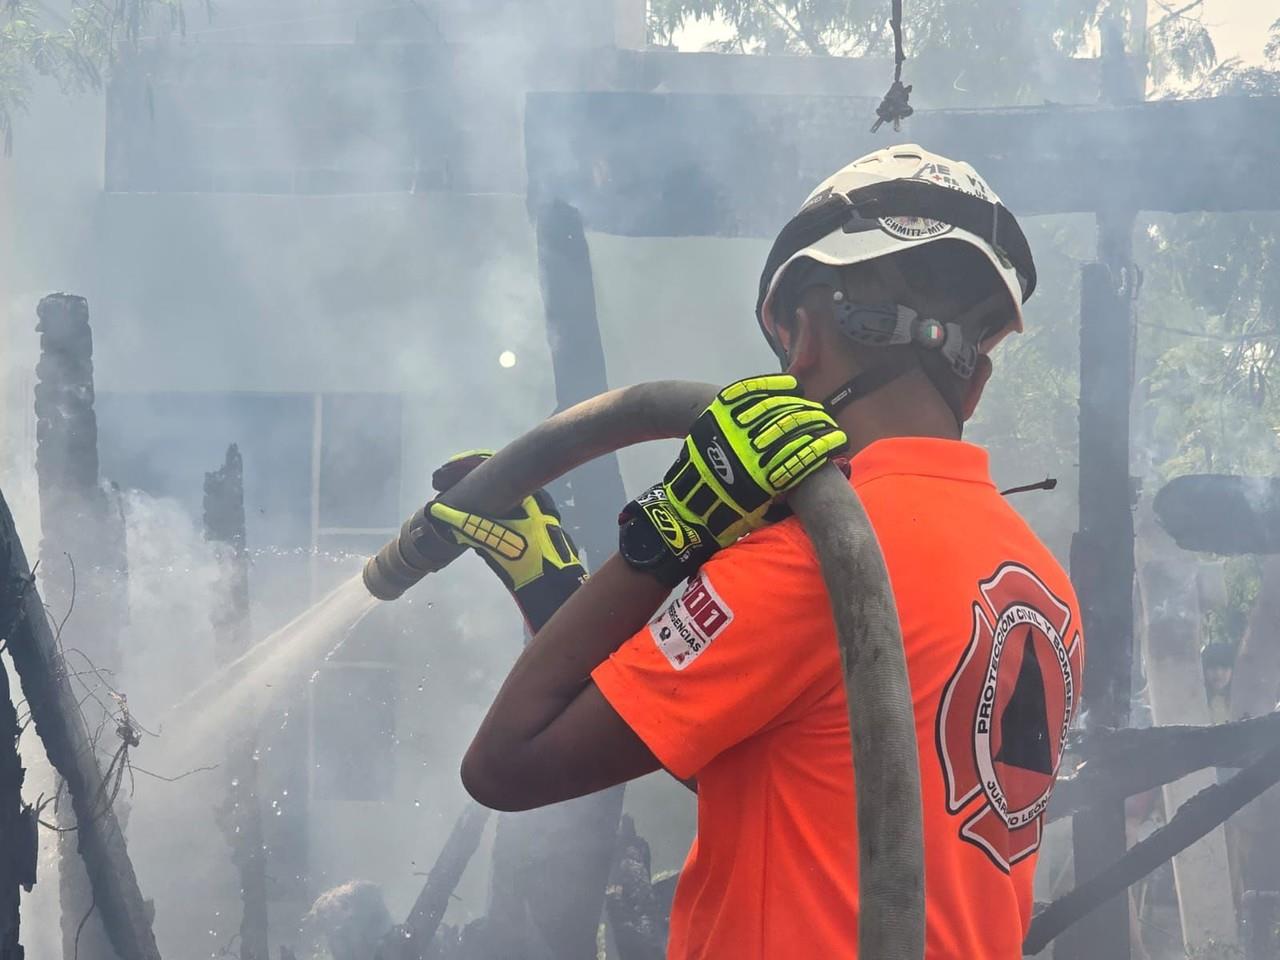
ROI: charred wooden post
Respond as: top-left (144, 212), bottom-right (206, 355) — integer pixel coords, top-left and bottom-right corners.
top-left (0, 641), bottom-right (37, 959)
top-left (204, 445), bottom-right (251, 657)
top-left (377, 802), bottom-right (490, 959)
top-left (33, 293), bottom-right (130, 960)
top-left (204, 445), bottom-right (269, 960)
top-left (1061, 255), bottom-right (1138, 959)
top-left (1154, 475), bottom-right (1280, 555)
top-left (33, 294), bottom-right (126, 669)
top-left (0, 487), bottom-right (160, 960)
top-left (604, 816), bottom-right (667, 960)
top-left (401, 803), bottom-right (489, 950)
top-left (480, 199), bottom-right (626, 957)
top-left (1058, 21), bottom-right (1141, 959)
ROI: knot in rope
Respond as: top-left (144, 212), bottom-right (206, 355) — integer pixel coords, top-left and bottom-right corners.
top-left (871, 0), bottom-right (913, 133)
top-left (872, 80), bottom-right (914, 133)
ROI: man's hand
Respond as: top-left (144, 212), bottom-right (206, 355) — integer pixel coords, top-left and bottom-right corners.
top-left (618, 375), bottom-right (847, 586)
top-left (428, 451), bottom-right (588, 630)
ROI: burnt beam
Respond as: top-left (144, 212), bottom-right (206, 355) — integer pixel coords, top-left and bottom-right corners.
top-left (1154, 474), bottom-right (1280, 555)
top-left (525, 93), bottom-right (1280, 237)
top-left (377, 802), bottom-right (490, 959)
top-left (204, 445), bottom-right (269, 960)
top-left (1049, 712), bottom-right (1280, 822)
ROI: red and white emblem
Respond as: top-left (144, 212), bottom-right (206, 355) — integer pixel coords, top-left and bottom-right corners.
top-left (649, 574), bottom-right (734, 671)
top-left (936, 563), bottom-right (1083, 871)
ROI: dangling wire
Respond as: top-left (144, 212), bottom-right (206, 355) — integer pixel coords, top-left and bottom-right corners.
top-left (871, 0), bottom-right (914, 133)
top-left (1000, 477), bottom-right (1059, 497)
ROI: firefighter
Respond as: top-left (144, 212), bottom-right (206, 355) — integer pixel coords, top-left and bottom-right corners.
top-left (429, 145), bottom-right (1085, 958)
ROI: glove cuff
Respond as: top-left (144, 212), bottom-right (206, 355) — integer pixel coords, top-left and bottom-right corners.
top-left (513, 561), bottom-right (587, 631)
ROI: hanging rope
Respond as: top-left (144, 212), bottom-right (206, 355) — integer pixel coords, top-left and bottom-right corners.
top-left (871, 0), bottom-right (914, 133)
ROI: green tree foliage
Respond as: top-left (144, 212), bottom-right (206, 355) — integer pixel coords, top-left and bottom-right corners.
top-left (0, 0), bottom-right (188, 152)
top-left (1136, 10), bottom-right (1280, 642)
top-left (649, 0), bottom-right (1107, 104)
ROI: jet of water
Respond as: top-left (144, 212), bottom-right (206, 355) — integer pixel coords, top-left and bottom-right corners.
top-left (158, 574), bottom-right (380, 762)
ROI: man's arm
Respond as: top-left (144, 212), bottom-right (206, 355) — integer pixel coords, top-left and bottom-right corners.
top-left (457, 375), bottom-right (845, 811)
top-left (460, 552), bottom-right (669, 811)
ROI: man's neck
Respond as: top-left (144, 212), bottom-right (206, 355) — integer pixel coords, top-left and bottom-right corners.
top-left (828, 367), bottom-right (962, 457)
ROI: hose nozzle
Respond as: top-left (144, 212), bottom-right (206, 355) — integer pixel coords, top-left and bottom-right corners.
top-left (362, 507), bottom-right (464, 601)
top-left (361, 382), bottom-right (727, 603)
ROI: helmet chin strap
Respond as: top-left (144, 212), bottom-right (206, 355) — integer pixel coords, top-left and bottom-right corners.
top-left (776, 261), bottom-right (1003, 432)
top-left (821, 350), bottom-right (920, 415)
top-left (820, 350), bottom-right (966, 435)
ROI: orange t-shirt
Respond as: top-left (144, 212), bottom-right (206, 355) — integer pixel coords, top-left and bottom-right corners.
top-left (592, 437), bottom-right (1084, 960)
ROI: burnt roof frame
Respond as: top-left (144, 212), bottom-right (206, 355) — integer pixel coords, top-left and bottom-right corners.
top-left (524, 91), bottom-right (1280, 236)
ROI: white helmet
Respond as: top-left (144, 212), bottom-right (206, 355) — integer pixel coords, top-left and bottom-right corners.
top-left (756, 144), bottom-right (1036, 361)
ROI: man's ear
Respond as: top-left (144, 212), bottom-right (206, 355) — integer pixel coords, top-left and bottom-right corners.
top-left (783, 306), bottom-right (824, 376)
top-left (960, 354), bottom-right (993, 422)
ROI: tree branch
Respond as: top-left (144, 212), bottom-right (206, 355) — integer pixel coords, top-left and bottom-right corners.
top-left (1151, 0), bottom-right (1208, 32)
top-left (757, 0), bottom-right (828, 55)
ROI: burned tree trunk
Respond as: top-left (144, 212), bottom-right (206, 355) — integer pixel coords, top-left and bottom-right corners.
top-left (0, 486), bottom-right (159, 960)
top-left (204, 445), bottom-right (270, 960)
top-left (0, 643), bottom-right (37, 959)
top-left (33, 293), bottom-right (131, 960)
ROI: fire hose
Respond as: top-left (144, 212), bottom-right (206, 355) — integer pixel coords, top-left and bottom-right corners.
top-left (363, 380), bottom-right (925, 960)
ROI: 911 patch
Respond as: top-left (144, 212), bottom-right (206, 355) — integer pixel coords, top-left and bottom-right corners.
top-left (649, 574), bottom-right (734, 671)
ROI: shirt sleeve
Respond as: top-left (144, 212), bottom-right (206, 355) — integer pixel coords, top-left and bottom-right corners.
top-left (591, 519), bottom-right (835, 780)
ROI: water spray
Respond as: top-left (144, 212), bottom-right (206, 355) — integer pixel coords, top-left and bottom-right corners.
top-left (362, 380), bottom-right (926, 960)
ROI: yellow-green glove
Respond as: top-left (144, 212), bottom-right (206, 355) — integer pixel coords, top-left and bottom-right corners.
top-left (428, 451), bottom-right (587, 630)
top-left (618, 376), bottom-right (847, 586)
